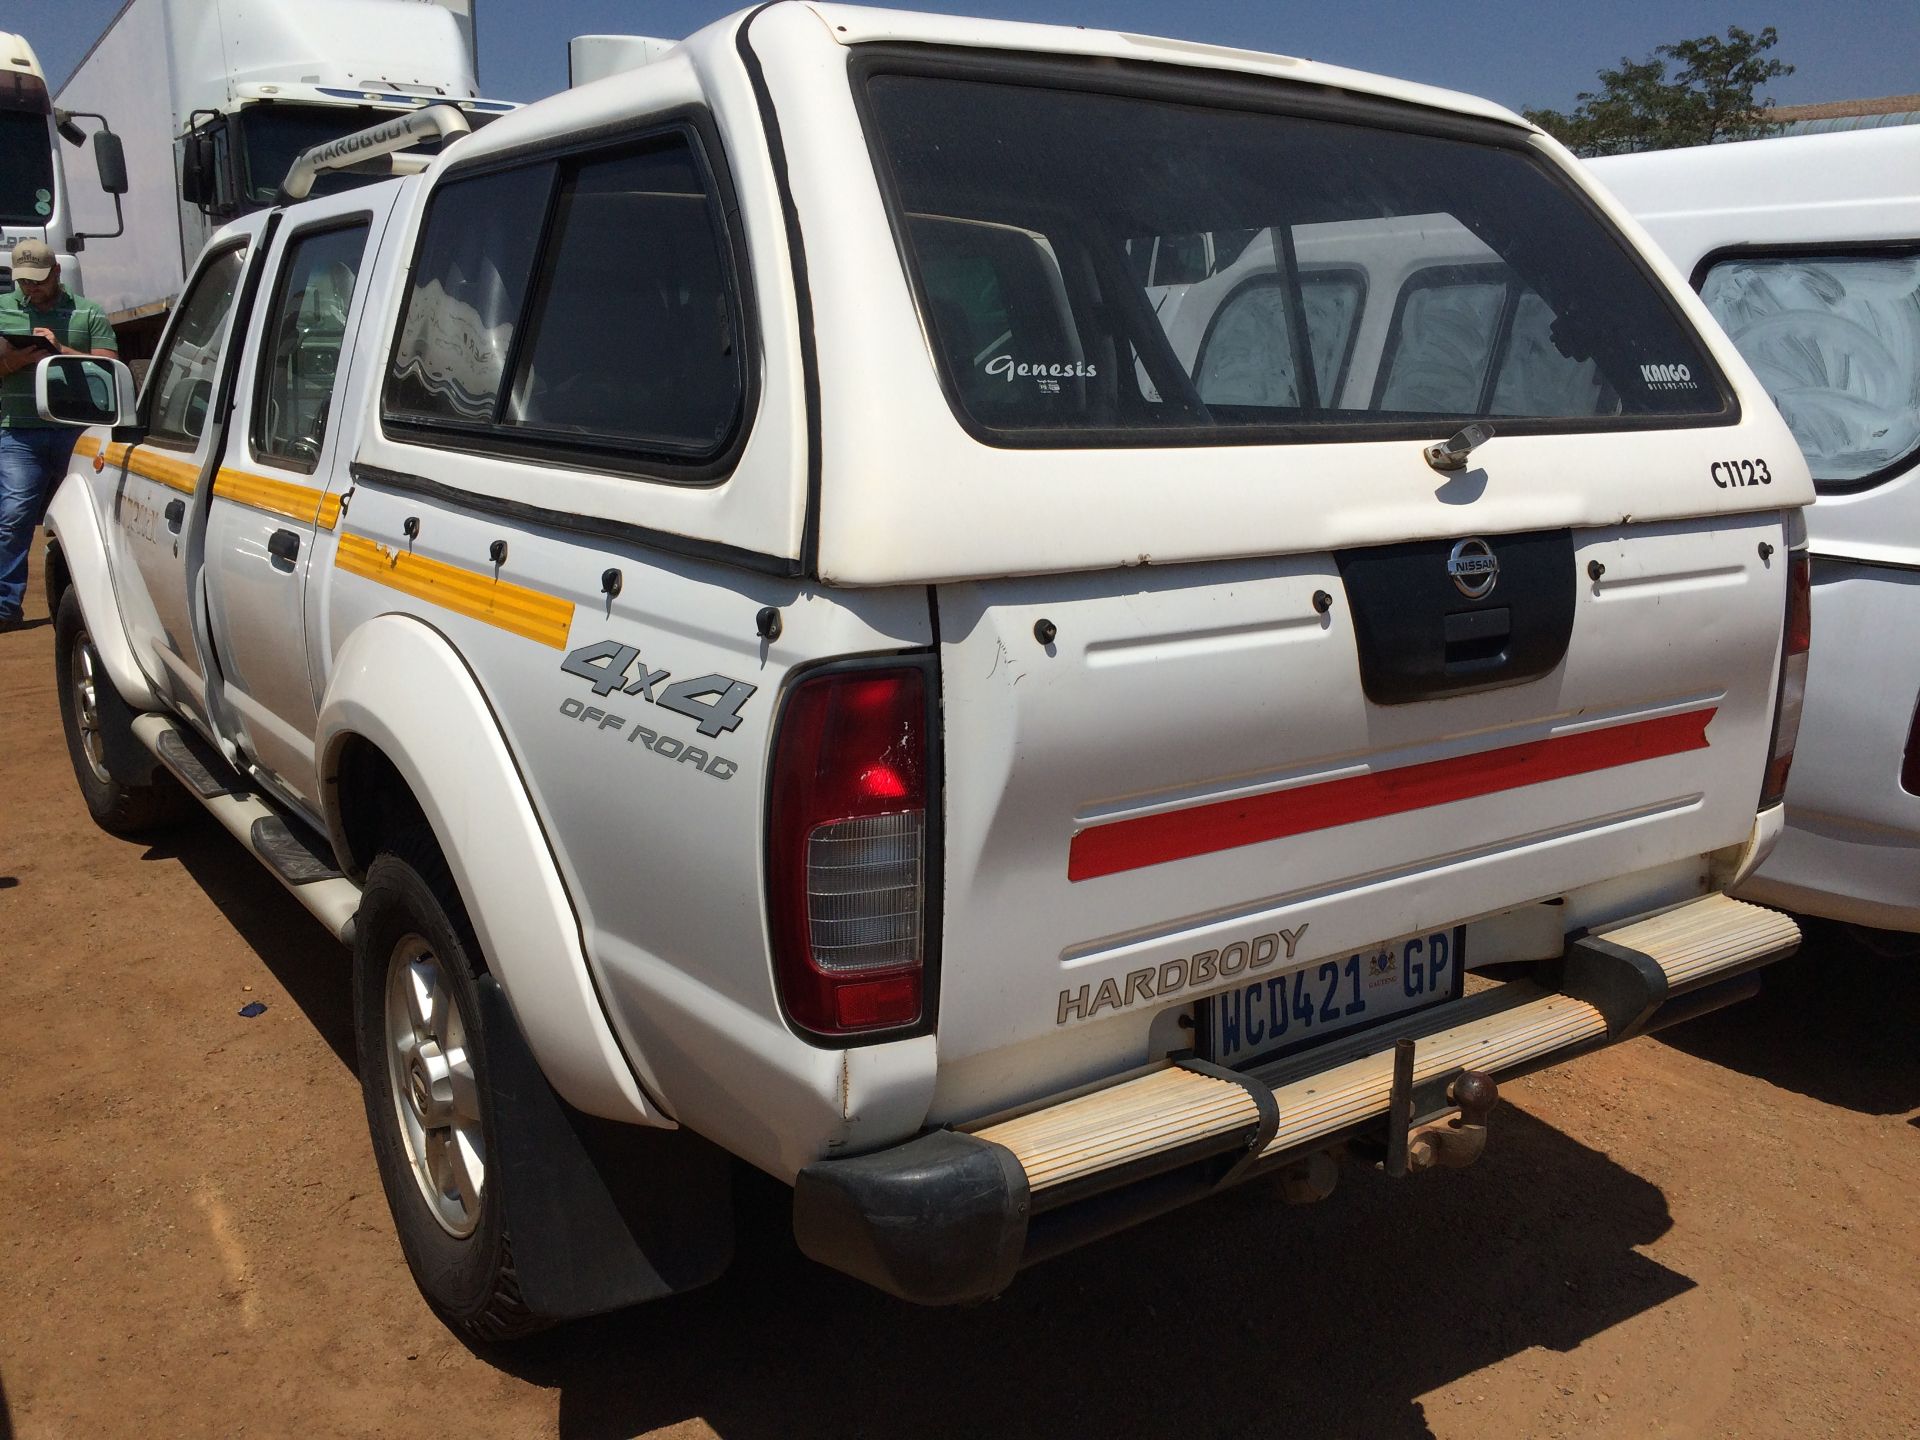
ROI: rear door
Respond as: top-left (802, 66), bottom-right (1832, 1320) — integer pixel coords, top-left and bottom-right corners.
top-left (105, 227), bottom-right (263, 719)
top-left (202, 188), bottom-right (391, 810)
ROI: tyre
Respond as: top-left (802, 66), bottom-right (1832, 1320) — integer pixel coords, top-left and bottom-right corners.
top-left (53, 587), bottom-right (192, 835)
top-left (352, 828), bottom-right (542, 1341)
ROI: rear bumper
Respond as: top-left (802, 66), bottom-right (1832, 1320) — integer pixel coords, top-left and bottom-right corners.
top-left (793, 894), bottom-right (1798, 1304)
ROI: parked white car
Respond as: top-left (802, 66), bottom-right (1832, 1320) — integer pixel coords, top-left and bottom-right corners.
top-left (1596, 127), bottom-right (1920, 931)
top-left (35, 3), bottom-right (1810, 1339)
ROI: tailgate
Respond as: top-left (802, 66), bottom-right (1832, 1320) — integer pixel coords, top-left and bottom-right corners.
top-left (931, 511), bottom-right (1785, 1108)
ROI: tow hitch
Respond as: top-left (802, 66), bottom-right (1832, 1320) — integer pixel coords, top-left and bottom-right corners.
top-left (1382, 1037), bottom-right (1499, 1176)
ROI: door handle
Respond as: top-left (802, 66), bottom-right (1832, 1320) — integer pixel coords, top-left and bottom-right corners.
top-left (267, 528), bottom-right (301, 566)
top-left (164, 499), bottom-right (185, 533)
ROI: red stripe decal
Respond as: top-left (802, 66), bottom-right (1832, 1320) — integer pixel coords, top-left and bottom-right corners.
top-left (1067, 707), bottom-right (1716, 883)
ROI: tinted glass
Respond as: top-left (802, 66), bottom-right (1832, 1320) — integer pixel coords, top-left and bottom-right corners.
top-left (0, 111), bottom-right (56, 227)
top-left (864, 72), bottom-right (1726, 443)
top-left (148, 245), bottom-right (248, 446)
top-left (1196, 271), bottom-right (1363, 407)
top-left (387, 164), bottom-right (551, 426)
top-left (1701, 253), bottom-right (1920, 487)
top-left (254, 223), bottom-right (369, 470)
top-left (1378, 271), bottom-right (1508, 413)
top-left (502, 137), bottom-right (742, 453)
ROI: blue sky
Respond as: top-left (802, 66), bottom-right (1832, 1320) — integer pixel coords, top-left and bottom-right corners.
top-left (15, 0), bottom-right (1917, 115)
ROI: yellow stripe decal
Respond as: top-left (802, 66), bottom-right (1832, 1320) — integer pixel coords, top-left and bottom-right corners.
top-left (90, 437), bottom-right (340, 529)
top-left (334, 532), bottom-right (575, 649)
top-left (211, 469), bottom-right (342, 531)
top-left (112, 446), bottom-right (199, 494)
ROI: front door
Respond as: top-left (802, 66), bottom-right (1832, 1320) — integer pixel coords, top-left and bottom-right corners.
top-left (105, 228), bottom-right (263, 723)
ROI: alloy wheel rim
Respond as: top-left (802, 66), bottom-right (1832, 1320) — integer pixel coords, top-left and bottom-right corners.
top-left (383, 935), bottom-right (485, 1238)
top-left (70, 631), bottom-right (111, 784)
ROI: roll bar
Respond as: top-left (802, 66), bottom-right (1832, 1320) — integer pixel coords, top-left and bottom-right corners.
top-left (278, 103), bottom-right (472, 203)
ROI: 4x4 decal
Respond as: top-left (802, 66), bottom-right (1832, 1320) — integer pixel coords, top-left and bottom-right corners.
top-left (557, 639), bottom-right (756, 782)
top-left (560, 639), bottom-right (756, 737)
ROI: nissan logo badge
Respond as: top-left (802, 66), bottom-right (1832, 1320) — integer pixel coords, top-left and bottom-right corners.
top-left (1447, 538), bottom-right (1499, 599)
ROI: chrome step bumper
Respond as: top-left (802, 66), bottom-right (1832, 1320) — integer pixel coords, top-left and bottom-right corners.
top-left (794, 894), bottom-right (1800, 1304)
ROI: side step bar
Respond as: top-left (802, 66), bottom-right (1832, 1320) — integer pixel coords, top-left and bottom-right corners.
top-left (793, 893), bottom-right (1799, 1304)
top-left (136, 715), bottom-right (362, 941)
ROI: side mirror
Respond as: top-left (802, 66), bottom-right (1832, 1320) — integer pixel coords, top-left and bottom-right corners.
top-left (92, 131), bottom-right (129, 197)
top-left (180, 134), bottom-right (214, 208)
top-left (35, 354), bottom-right (139, 430)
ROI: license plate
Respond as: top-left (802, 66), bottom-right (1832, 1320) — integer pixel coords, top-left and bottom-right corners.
top-left (1202, 927), bottom-right (1466, 1071)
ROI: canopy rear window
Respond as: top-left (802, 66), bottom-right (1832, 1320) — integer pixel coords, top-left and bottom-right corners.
top-left (858, 64), bottom-right (1732, 447)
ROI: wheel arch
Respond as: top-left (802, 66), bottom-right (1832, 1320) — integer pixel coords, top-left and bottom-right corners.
top-left (43, 475), bottom-right (161, 712)
top-left (316, 613), bottom-right (669, 1128)
top-left (326, 732), bottom-right (427, 885)
top-left (42, 528), bottom-right (72, 614)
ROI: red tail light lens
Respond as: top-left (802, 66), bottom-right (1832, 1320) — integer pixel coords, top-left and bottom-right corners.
top-left (1761, 548), bottom-right (1811, 808)
top-left (768, 663), bottom-right (932, 1037)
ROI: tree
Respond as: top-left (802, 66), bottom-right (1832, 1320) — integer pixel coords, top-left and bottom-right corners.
top-left (1523, 26), bottom-right (1795, 156)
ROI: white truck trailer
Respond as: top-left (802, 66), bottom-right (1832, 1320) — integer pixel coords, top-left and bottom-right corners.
top-left (53, 0), bottom-right (509, 360)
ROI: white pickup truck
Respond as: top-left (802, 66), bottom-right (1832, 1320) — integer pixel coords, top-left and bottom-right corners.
top-left (35, 3), bottom-right (1811, 1339)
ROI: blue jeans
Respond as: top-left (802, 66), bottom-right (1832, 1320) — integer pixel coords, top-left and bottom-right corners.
top-left (0, 426), bottom-right (78, 619)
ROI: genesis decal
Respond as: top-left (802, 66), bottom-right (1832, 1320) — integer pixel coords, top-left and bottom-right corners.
top-left (980, 351), bottom-right (1098, 395)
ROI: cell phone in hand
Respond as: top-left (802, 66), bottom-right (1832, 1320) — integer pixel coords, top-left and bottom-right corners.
top-left (3, 332), bottom-right (57, 355)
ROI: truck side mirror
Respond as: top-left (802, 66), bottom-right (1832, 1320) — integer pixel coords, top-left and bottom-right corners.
top-left (92, 131), bottom-right (129, 197)
top-left (35, 354), bottom-right (140, 431)
top-left (180, 133), bottom-right (215, 208)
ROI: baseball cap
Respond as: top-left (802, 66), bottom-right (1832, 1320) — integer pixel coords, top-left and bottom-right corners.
top-left (8, 240), bottom-right (55, 284)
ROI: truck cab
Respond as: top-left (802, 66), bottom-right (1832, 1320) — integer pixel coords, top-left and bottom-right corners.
top-left (37, 3), bottom-right (1813, 1340)
top-left (1, 31), bottom-right (81, 293)
top-left (52, 0), bottom-right (514, 362)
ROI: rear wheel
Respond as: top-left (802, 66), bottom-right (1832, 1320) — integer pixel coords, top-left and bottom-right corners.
top-left (352, 828), bottom-right (543, 1341)
top-left (53, 587), bottom-right (190, 835)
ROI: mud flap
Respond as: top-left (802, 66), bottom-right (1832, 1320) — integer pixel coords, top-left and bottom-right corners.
top-left (93, 659), bottom-right (164, 789)
top-left (475, 977), bottom-right (734, 1321)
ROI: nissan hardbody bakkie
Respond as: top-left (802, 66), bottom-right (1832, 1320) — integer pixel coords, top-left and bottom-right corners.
top-left (33, 4), bottom-right (1812, 1337)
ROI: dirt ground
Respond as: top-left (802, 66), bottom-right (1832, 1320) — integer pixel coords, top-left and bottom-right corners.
top-left (3, 556), bottom-right (1919, 1440)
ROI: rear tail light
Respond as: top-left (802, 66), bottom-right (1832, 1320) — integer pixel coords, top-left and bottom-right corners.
top-left (1760, 545), bottom-right (1811, 809)
top-left (768, 660), bottom-right (935, 1038)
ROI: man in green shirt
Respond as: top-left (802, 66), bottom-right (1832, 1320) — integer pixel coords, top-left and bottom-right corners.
top-left (0, 239), bottom-right (117, 629)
